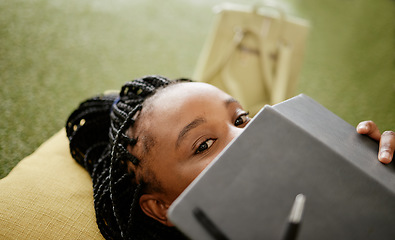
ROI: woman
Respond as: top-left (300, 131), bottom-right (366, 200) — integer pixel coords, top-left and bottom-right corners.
top-left (66, 75), bottom-right (394, 240)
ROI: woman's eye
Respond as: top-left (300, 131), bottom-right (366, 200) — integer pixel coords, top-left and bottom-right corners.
top-left (195, 139), bottom-right (215, 154)
top-left (234, 113), bottom-right (250, 126)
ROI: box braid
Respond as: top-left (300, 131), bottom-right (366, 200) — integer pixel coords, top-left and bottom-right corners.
top-left (66, 75), bottom-right (189, 240)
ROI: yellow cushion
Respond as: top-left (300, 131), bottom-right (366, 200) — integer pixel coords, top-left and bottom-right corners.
top-left (0, 129), bottom-right (104, 239)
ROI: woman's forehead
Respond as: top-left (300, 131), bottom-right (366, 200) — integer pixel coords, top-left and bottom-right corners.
top-left (166, 82), bottom-right (229, 100)
top-left (136, 82), bottom-right (232, 135)
top-left (144, 82), bottom-right (230, 111)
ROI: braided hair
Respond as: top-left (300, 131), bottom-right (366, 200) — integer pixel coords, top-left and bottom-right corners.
top-left (66, 75), bottom-right (189, 239)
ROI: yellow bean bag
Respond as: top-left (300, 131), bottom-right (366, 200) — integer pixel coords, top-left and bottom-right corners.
top-left (0, 129), bottom-right (104, 239)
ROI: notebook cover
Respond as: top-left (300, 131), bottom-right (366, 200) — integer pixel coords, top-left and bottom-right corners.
top-left (168, 94), bottom-right (395, 240)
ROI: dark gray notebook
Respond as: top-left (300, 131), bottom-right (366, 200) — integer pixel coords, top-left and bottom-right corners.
top-left (168, 94), bottom-right (395, 240)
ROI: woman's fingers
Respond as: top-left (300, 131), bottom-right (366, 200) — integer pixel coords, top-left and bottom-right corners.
top-left (356, 121), bottom-right (381, 141)
top-left (378, 131), bottom-right (395, 164)
top-left (356, 121), bottom-right (394, 164)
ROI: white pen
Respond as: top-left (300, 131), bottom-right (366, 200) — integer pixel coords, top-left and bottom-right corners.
top-left (282, 194), bottom-right (306, 240)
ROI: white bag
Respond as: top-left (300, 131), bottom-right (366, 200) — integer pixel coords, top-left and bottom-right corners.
top-left (194, 3), bottom-right (310, 115)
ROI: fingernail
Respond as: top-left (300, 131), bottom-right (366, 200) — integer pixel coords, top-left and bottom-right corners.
top-left (379, 151), bottom-right (391, 164)
top-left (357, 124), bottom-right (367, 132)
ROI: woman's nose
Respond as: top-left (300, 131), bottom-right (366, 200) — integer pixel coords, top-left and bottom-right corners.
top-left (227, 126), bottom-right (244, 143)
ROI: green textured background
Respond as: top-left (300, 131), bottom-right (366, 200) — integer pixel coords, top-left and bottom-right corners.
top-left (1, 0), bottom-right (394, 178)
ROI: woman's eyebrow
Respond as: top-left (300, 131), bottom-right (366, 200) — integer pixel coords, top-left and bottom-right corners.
top-left (225, 97), bottom-right (239, 107)
top-left (176, 117), bottom-right (206, 148)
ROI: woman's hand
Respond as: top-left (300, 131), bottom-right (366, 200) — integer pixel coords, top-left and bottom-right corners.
top-left (356, 121), bottom-right (394, 164)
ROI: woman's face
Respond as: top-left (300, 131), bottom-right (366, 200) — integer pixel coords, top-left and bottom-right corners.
top-left (127, 82), bottom-right (250, 224)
